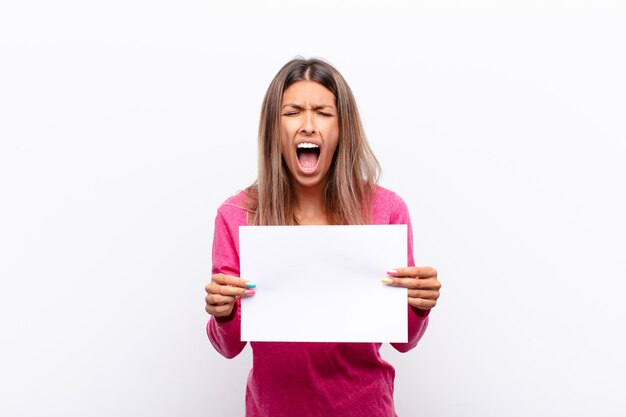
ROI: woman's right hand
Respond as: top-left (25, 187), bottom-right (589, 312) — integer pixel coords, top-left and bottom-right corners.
top-left (205, 274), bottom-right (256, 317)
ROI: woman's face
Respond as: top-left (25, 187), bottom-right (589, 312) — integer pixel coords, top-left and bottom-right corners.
top-left (280, 80), bottom-right (339, 191)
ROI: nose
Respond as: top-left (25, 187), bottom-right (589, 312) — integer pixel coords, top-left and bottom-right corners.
top-left (300, 111), bottom-right (316, 135)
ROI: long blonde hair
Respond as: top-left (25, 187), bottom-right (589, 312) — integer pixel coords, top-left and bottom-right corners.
top-left (246, 57), bottom-right (380, 225)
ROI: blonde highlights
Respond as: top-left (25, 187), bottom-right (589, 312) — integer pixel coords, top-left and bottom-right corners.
top-left (246, 58), bottom-right (380, 225)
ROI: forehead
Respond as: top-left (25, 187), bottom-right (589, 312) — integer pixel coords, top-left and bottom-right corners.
top-left (282, 80), bottom-right (336, 105)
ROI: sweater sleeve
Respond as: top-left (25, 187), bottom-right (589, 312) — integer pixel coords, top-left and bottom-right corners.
top-left (387, 193), bottom-right (430, 353)
top-left (206, 209), bottom-right (247, 359)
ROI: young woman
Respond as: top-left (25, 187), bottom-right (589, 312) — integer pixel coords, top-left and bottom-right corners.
top-left (205, 58), bottom-right (441, 416)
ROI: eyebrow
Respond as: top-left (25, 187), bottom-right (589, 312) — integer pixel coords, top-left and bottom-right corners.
top-left (281, 103), bottom-right (336, 110)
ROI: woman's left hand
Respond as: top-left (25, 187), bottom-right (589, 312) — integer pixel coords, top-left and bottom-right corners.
top-left (384, 266), bottom-right (441, 310)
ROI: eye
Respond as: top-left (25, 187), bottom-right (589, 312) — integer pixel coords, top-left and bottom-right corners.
top-left (318, 111), bottom-right (334, 117)
top-left (282, 111), bottom-right (299, 116)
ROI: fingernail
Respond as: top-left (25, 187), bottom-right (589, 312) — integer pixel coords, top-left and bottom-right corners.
top-left (245, 282), bottom-right (257, 289)
top-left (381, 278), bottom-right (393, 284)
top-left (244, 289), bottom-right (256, 296)
top-left (387, 269), bottom-right (399, 276)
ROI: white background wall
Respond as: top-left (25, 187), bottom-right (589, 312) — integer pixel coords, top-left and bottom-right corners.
top-left (1, 1), bottom-right (625, 416)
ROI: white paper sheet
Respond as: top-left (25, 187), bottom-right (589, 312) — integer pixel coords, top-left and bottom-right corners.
top-left (239, 225), bottom-right (408, 343)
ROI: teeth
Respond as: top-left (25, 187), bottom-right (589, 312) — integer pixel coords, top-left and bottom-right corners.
top-left (297, 143), bottom-right (320, 149)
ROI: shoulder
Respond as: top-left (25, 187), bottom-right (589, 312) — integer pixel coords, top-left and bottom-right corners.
top-left (215, 190), bottom-right (253, 225)
top-left (373, 184), bottom-right (409, 212)
top-left (212, 191), bottom-right (252, 275)
top-left (371, 185), bottom-right (410, 224)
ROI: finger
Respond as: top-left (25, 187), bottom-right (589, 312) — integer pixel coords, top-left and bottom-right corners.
top-left (383, 277), bottom-right (426, 289)
top-left (206, 302), bottom-right (235, 317)
top-left (383, 277), bottom-right (441, 290)
top-left (206, 282), bottom-right (250, 297)
top-left (408, 297), bottom-right (437, 310)
top-left (206, 288), bottom-right (256, 305)
top-left (210, 274), bottom-right (256, 289)
top-left (407, 277), bottom-right (441, 291)
top-left (407, 289), bottom-right (440, 300)
top-left (206, 293), bottom-right (237, 306)
top-left (388, 266), bottom-right (437, 278)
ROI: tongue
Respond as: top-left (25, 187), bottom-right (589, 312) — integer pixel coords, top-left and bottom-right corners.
top-left (298, 150), bottom-right (319, 169)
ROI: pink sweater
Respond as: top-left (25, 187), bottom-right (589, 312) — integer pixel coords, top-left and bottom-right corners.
top-left (207, 185), bottom-right (430, 417)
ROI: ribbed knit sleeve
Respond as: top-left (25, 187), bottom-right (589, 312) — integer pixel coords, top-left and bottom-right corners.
top-left (383, 190), bottom-right (430, 353)
top-left (206, 207), bottom-right (247, 359)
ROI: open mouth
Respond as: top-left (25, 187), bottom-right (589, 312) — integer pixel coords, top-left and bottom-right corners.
top-left (296, 142), bottom-right (321, 171)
